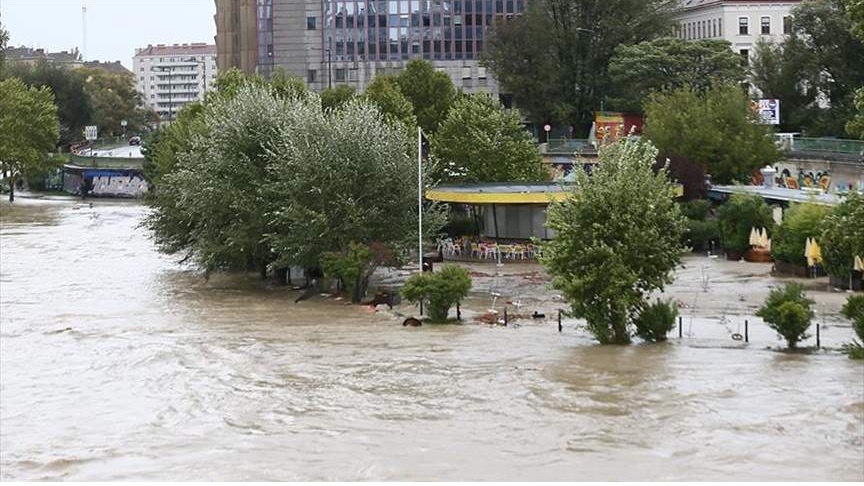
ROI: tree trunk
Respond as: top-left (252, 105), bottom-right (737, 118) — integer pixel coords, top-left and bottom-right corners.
top-left (259, 262), bottom-right (268, 280)
top-left (8, 174), bottom-right (15, 202)
top-left (273, 267), bottom-right (289, 286)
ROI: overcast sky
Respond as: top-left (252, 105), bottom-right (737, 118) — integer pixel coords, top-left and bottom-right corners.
top-left (1, 0), bottom-right (216, 69)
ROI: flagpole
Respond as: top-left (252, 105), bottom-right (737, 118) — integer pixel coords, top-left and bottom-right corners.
top-left (418, 126), bottom-right (423, 274)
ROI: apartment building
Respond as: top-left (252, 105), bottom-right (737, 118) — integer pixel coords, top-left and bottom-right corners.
top-left (214, 0), bottom-right (525, 94)
top-left (132, 43), bottom-right (218, 122)
top-left (675, 0), bottom-right (801, 63)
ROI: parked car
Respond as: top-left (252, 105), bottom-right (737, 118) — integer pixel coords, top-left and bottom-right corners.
top-left (129, 136), bottom-right (141, 146)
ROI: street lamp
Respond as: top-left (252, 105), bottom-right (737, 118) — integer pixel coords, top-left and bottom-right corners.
top-left (325, 37), bottom-right (333, 89)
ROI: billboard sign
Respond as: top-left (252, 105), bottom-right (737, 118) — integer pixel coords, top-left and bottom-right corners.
top-left (84, 125), bottom-right (98, 140)
top-left (756, 99), bottom-right (780, 125)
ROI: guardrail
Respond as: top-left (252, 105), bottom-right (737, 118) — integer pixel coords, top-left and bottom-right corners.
top-left (545, 138), bottom-right (591, 154)
top-left (68, 153), bottom-right (145, 169)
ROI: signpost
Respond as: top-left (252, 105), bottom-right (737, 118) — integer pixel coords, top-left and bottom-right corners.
top-left (85, 125), bottom-right (98, 141)
top-left (121, 119), bottom-right (127, 138)
top-left (543, 124), bottom-right (551, 143)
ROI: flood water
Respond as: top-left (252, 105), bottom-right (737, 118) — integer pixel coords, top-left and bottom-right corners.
top-left (1, 200), bottom-right (862, 481)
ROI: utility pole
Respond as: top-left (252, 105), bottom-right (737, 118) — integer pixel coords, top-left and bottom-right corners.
top-left (327, 37), bottom-right (333, 89)
top-left (81, 6), bottom-right (87, 62)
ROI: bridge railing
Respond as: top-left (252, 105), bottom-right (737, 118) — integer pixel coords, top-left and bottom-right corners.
top-left (789, 137), bottom-right (864, 155)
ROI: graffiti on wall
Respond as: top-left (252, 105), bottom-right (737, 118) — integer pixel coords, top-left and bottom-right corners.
top-left (774, 168), bottom-right (832, 191)
top-left (89, 175), bottom-right (148, 197)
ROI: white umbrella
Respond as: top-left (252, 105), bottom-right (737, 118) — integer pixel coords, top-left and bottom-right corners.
top-left (805, 238), bottom-right (813, 267)
top-left (760, 227), bottom-right (769, 248)
top-left (749, 227), bottom-right (759, 247)
top-left (855, 255), bottom-right (863, 272)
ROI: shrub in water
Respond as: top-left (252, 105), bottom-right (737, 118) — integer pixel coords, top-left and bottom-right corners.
top-left (634, 300), bottom-right (679, 342)
top-left (756, 283), bottom-right (815, 349)
top-left (401, 265), bottom-right (471, 322)
top-left (841, 295), bottom-right (864, 359)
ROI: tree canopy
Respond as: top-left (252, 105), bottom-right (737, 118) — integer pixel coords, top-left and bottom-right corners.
top-left (362, 74), bottom-right (417, 128)
top-left (541, 138), bottom-right (686, 344)
top-left (144, 77), bottom-right (438, 283)
top-left (608, 37), bottom-right (746, 112)
top-left (643, 84), bottom-right (780, 185)
top-left (0, 77), bottom-right (60, 201)
top-left (74, 67), bottom-right (153, 137)
top-left (320, 84), bottom-right (356, 111)
top-left (482, 0), bottom-right (680, 131)
top-left (430, 94), bottom-right (547, 183)
top-left (750, 0), bottom-right (864, 136)
top-left (396, 59), bottom-right (455, 134)
top-left (5, 60), bottom-right (92, 146)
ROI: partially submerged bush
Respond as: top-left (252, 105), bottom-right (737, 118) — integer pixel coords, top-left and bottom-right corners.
top-left (756, 283), bottom-right (815, 349)
top-left (841, 295), bottom-right (864, 359)
top-left (771, 203), bottom-right (830, 266)
top-left (716, 193), bottom-right (773, 254)
top-left (634, 300), bottom-right (679, 342)
top-left (401, 265), bottom-right (471, 322)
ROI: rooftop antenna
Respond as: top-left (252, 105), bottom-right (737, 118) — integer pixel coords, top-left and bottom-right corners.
top-left (81, 5), bottom-right (87, 61)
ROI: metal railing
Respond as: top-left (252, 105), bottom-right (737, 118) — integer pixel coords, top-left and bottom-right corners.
top-left (544, 138), bottom-right (591, 154)
top-left (788, 137), bottom-right (864, 155)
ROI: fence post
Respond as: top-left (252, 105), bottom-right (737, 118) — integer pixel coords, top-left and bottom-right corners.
top-left (816, 323), bottom-right (820, 349)
top-left (419, 300), bottom-right (423, 316)
top-left (558, 309), bottom-right (562, 333)
top-left (456, 302), bottom-right (461, 321)
top-left (504, 307), bottom-right (508, 326)
top-left (745, 319), bottom-right (749, 343)
top-left (678, 316), bottom-right (683, 338)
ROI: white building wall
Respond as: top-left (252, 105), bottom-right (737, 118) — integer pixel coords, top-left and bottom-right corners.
top-left (676, 1), bottom-right (799, 63)
top-left (133, 46), bottom-right (219, 122)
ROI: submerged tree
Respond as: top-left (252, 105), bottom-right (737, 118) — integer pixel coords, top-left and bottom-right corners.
top-left (0, 78), bottom-right (60, 202)
top-left (541, 138), bottom-right (686, 344)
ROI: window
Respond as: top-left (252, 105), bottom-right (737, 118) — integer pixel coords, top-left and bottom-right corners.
top-left (139, 67), bottom-right (144, 72)
top-left (783, 16), bottom-right (792, 34)
top-left (150, 76), bottom-right (154, 80)
top-left (307, 69), bottom-right (316, 83)
top-left (761, 16), bottom-right (770, 34)
top-left (150, 94), bottom-right (155, 99)
top-left (739, 49), bottom-right (749, 66)
top-left (140, 76), bottom-right (144, 81)
top-left (739, 17), bottom-right (749, 35)
top-left (334, 68), bottom-right (346, 82)
top-left (307, 16), bottom-right (317, 30)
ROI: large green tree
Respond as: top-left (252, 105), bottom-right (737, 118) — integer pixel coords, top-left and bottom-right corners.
top-left (541, 138), bottom-right (686, 345)
top-left (362, 74), bottom-right (417, 128)
top-left (396, 59), bottom-right (455, 134)
top-left (75, 66), bottom-right (153, 138)
top-left (0, 78), bottom-right (60, 201)
top-left (0, 21), bottom-right (9, 76)
top-left (819, 193), bottom-right (864, 281)
top-left (320, 84), bottom-right (356, 111)
top-left (5, 60), bottom-right (92, 146)
top-left (431, 94), bottom-right (547, 183)
top-left (750, 0), bottom-right (864, 136)
top-left (750, 38), bottom-right (821, 134)
top-left (608, 37), bottom-right (746, 112)
top-left (643, 84), bottom-right (780, 185)
top-left (483, 0), bottom-right (680, 131)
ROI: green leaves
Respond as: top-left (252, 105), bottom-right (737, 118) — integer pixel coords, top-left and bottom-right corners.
top-left (431, 94), bottom-right (548, 184)
top-left (541, 138), bottom-right (685, 344)
top-left (715, 193), bottom-right (775, 254)
top-left (608, 37), bottom-right (746, 112)
top-left (0, 77), bottom-right (60, 200)
top-left (643, 85), bottom-right (780, 185)
top-left (401, 265), bottom-right (472, 322)
top-left (756, 283), bottom-right (815, 348)
top-left (819, 193), bottom-right (864, 278)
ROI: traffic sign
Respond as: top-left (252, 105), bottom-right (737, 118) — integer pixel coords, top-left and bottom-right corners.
top-left (84, 125), bottom-right (98, 140)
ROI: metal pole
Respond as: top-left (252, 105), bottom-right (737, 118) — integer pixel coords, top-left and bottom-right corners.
top-left (504, 307), bottom-right (508, 326)
top-left (327, 38), bottom-right (333, 89)
top-left (418, 126), bottom-right (423, 274)
top-left (419, 300), bottom-right (423, 316)
top-left (456, 302), bottom-right (461, 321)
top-left (558, 309), bottom-right (562, 333)
top-left (678, 316), bottom-right (683, 338)
top-left (816, 323), bottom-right (820, 349)
top-left (745, 319), bottom-right (749, 343)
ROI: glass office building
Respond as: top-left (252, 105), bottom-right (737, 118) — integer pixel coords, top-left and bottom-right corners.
top-left (324, 0), bottom-right (525, 62)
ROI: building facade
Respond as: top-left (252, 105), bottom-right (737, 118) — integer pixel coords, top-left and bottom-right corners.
top-left (132, 43), bottom-right (218, 122)
top-left (214, 0), bottom-right (524, 94)
top-left (675, 0), bottom-right (801, 63)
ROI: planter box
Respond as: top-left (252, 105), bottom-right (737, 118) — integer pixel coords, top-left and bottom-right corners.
top-left (725, 249), bottom-right (744, 261)
top-left (744, 248), bottom-right (773, 263)
top-left (829, 273), bottom-right (863, 291)
top-left (773, 261), bottom-right (810, 278)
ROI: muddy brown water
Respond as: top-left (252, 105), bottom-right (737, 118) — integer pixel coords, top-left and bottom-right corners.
top-left (1, 200), bottom-right (862, 480)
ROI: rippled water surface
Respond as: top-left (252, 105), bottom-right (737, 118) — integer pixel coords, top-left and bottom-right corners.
top-left (1, 200), bottom-right (862, 480)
